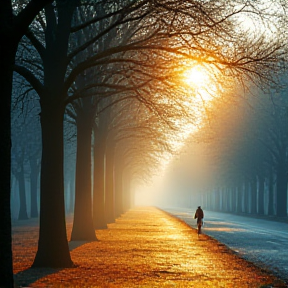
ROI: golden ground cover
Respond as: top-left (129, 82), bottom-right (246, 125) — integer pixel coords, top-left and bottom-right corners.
top-left (13, 207), bottom-right (286, 287)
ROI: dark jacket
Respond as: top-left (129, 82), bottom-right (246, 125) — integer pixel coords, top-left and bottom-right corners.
top-left (194, 208), bottom-right (204, 223)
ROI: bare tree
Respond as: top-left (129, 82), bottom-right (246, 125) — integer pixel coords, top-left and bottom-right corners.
top-left (12, 0), bottom-right (287, 269)
top-left (0, 1), bottom-right (53, 286)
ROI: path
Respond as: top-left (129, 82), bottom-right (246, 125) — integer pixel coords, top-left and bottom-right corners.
top-left (163, 207), bottom-right (288, 284)
top-left (13, 207), bottom-right (286, 287)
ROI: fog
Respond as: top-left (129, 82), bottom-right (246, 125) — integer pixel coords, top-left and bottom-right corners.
top-left (133, 82), bottom-right (288, 217)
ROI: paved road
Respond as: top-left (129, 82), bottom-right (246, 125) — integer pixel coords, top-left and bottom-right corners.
top-left (162, 207), bottom-right (288, 283)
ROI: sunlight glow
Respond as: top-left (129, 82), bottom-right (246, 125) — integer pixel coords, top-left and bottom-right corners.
top-left (183, 65), bottom-right (210, 89)
top-left (182, 64), bottom-right (217, 103)
top-left (135, 63), bottom-right (223, 197)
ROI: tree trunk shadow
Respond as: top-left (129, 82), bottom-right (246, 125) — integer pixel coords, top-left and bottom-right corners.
top-left (69, 240), bottom-right (90, 251)
top-left (14, 241), bottom-right (90, 287)
top-left (14, 267), bottom-right (61, 287)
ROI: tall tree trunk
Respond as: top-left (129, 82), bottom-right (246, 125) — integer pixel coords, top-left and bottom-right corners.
top-left (244, 180), bottom-right (249, 213)
top-left (33, 0), bottom-right (77, 267)
top-left (32, 106), bottom-right (73, 267)
top-left (122, 170), bottom-right (132, 212)
top-left (236, 183), bottom-right (242, 213)
top-left (208, 191), bottom-right (212, 210)
top-left (206, 191), bottom-right (210, 210)
top-left (0, 30), bottom-right (18, 288)
top-left (0, 1), bottom-right (53, 284)
top-left (30, 158), bottom-right (39, 218)
top-left (105, 140), bottom-right (115, 223)
top-left (250, 176), bottom-right (257, 214)
top-left (71, 116), bottom-right (96, 241)
top-left (215, 189), bottom-right (220, 211)
top-left (219, 188), bottom-right (223, 210)
top-left (222, 188), bottom-right (227, 212)
top-left (114, 165), bottom-right (124, 218)
top-left (268, 167), bottom-right (274, 216)
top-left (17, 163), bottom-right (29, 220)
top-left (93, 126), bottom-right (107, 229)
top-left (231, 186), bottom-right (236, 212)
top-left (276, 161), bottom-right (287, 217)
top-left (226, 188), bottom-right (231, 212)
top-left (258, 175), bottom-right (265, 215)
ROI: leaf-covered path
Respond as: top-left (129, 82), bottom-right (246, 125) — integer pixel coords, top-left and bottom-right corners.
top-left (13, 207), bottom-right (286, 287)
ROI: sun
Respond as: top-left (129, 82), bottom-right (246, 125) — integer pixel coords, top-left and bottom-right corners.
top-left (183, 65), bottom-right (209, 89)
top-left (182, 64), bottom-right (216, 102)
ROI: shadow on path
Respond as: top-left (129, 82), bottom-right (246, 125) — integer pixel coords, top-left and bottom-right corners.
top-left (14, 241), bottom-right (91, 287)
top-left (14, 267), bottom-right (61, 287)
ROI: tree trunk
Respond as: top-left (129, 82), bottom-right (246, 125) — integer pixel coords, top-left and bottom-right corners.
top-left (222, 188), bottom-right (227, 212)
top-left (33, 0), bottom-right (77, 267)
top-left (208, 191), bottom-right (212, 210)
top-left (105, 140), bottom-right (115, 223)
top-left (0, 1), bottom-right (54, 284)
top-left (93, 126), bottom-right (107, 229)
top-left (122, 170), bottom-right (132, 212)
top-left (0, 38), bottom-right (17, 288)
top-left (215, 189), bottom-right (220, 211)
top-left (71, 116), bottom-right (96, 241)
top-left (250, 176), bottom-right (257, 215)
top-left (236, 183), bottom-right (242, 213)
top-left (30, 158), bottom-right (39, 218)
top-left (231, 186), bottom-right (236, 212)
top-left (32, 106), bottom-right (73, 267)
top-left (244, 180), bottom-right (249, 213)
top-left (258, 175), bottom-right (265, 215)
top-left (17, 164), bottom-right (29, 220)
top-left (226, 188), bottom-right (231, 212)
top-left (115, 166), bottom-right (124, 218)
top-left (268, 167), bottom-right (274, 216)
top-left (276, 161), bottom-right (287, 217)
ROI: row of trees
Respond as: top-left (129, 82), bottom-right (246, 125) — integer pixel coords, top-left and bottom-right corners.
top-left (165, 71), bottom-right (288, 218)
top-left (1, 1), bottom-right (287, 287)
top-left (202, 76), bottom-right (288, 217)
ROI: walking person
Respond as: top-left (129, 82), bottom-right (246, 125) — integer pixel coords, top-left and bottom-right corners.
top-left (194, 206), bottom-right (204, 236)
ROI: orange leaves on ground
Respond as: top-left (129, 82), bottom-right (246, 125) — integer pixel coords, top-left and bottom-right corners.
top-left (13, 207), bottom-right (286, 287)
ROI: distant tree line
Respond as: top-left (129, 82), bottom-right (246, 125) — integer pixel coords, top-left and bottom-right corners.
top-left (201, 79), bottom-right (288, 218)
top-left (166, 71), bottom-right (288, 218)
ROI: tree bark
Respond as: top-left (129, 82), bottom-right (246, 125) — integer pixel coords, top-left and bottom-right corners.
top-left (0, 1), bottom-right (55, 284)
top-left (30, 158), bottom-right (39, 218)
top-left (236, 183), bottom-right (242, 213)
top-left (258, 175), bottom-right (265, 215)
top-left (276, 161), bottom-right (287, 217)
top-left (215, 189), bottom-right (220, 211)
top-left (17, 164), bottom-right (29, 220)
top-left (207, 191), bottom-right (212, 210)
top-left (222, 188), bottom-right (227, 212)
top-left (105, 140), bottom-right (115, 224)
top-left (32, 105), bottom-right (73, 267)
top-left (71, 114), bottom-right (97, 241)
top-left (268, 167), bottom-right (274, 216)
top-left (93, 125), bottom-right (107, 229)
top-left (122, 170), bottom-right (132, 212)
top-left (33, 0), bottom-right (77, 267)
top-left (231, 186), bottom-right (236, 213)
top-left (114, 160), bottom-right (124, 218)
top-left (0, 12), bottom-right (19, 288)
top-left (244, 180), bottom-right (249, 213)
top-left (250, 176), bottom-right (257, 214)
